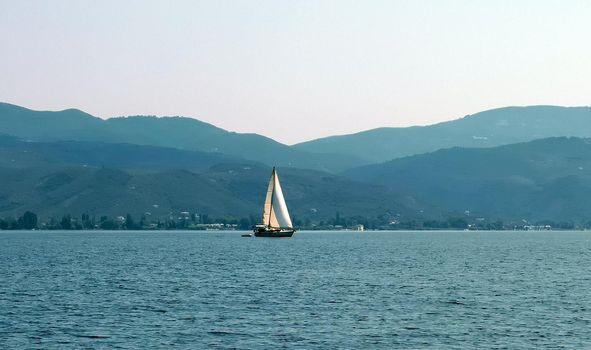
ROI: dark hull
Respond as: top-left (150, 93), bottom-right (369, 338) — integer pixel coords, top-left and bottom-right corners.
top-left (253, 229), bottom-right (295, 238)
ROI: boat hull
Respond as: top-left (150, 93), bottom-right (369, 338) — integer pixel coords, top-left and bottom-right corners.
top-left (253, 227), bottom-right (295, 237)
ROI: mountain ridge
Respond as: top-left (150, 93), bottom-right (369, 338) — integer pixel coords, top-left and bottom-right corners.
top-left (343, 136), bottom-right (591, 223)
top-left (295, 105), bottom-right (591, 163)
top-left (4, 102), bottom-right (591, 225)
top-left (0, 102), bottom-right (365, 172)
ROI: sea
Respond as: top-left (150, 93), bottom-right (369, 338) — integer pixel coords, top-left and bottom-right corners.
top-left (1, 230), bottom-right (590, 349)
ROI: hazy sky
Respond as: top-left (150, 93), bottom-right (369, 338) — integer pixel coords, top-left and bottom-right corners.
top-left (1, 1), bottom-right (590, 144)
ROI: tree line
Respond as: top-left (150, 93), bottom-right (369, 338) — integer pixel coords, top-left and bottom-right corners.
top-left (0, 210), bottom-right (584, 231)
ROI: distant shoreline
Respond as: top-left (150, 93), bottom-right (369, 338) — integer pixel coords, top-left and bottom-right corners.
top-left (1, 228), bottom-right (586, 233)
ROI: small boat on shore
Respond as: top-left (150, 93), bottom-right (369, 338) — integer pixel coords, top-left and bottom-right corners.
top-left (253, 167), bottom-right (295, 237)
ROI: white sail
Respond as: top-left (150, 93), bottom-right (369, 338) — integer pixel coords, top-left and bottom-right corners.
top-left (262, 171), bottom-right (275, 227)
top-left (261, 168), bottom-right (293, 229)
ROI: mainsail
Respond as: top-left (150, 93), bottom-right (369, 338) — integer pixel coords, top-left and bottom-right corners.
top-left (261, 168), bottom-right (293, 229)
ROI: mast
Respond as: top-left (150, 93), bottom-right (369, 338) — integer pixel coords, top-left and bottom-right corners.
top-left (268, 167), bottom-right (276, 226)
top-left (262, 167), bottom-right (276, 226)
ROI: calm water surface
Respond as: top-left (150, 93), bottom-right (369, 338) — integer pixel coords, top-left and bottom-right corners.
top-left (1, 230), bottom-right (591, 349)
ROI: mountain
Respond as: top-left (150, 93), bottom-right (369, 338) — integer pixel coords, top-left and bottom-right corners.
top-left (6, 102), bottom-right (591, 172)
top-left (0, 134), bottom-right (429, 221)
top-left (344, 137), bottom-right (591, 223)
top-left (295, 106), bottom-right (591, 163)
top-left (0, 103), bottom-right (433, 224)
top-left (0, 102), bottom-right (362, 172)
top-left (0, 134), bottom-right (244, 171)
top-left (0, 166), bottom-right (250, 220)
top-left (0, 103), bottom-right (107, 141)
top-left (0, 162), bottom-right (430, 223)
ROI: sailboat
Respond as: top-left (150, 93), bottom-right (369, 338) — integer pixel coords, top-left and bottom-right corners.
top-left (253, 167), bottom-right (296, 237)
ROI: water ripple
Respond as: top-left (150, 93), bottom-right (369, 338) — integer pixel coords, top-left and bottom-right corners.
top-left (1, 230), bottom-right (591, 349)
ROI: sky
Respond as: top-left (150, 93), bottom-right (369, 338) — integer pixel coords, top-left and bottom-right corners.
top-left (1, 1), bottom-right (590, 144)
